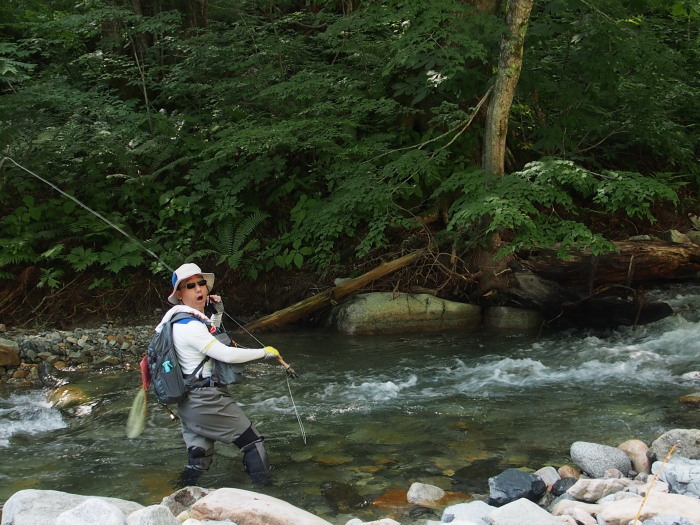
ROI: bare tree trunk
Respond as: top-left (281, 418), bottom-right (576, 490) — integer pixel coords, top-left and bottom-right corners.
top-left (482, 0), bottom-right (534, 175)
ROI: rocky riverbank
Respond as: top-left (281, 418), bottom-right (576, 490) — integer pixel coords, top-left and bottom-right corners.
top-left (0, 321), bottom-right (154, 387)
top-left (2, 429), bottom-right (700, 524)
top-left (2, 322), bottom-right (700, 524)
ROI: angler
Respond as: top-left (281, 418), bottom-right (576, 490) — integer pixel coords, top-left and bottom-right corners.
top-left (2, 157), bottom-right (304, 479)
top-left (157, 262), bottom-right (283, 487)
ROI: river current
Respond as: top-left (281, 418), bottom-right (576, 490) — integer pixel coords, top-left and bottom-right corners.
top-left (1, 283), bottom-right (699, 522)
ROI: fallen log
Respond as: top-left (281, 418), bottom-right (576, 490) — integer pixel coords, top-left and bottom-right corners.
top-left (517, 240), bottom-right (700, 288)
top-left (241, 249), bottom-right (428, 333)
top-left (503, 239), bottom-right (700, 329)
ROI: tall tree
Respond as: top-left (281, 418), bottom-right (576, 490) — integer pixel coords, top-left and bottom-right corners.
top-left (482, 0), bottom-right (534, 175)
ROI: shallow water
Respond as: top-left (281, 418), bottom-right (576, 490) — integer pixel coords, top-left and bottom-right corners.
top-left (1, 283), bottom-right (699, 523)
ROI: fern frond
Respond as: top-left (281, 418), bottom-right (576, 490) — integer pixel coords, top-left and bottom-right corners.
top-left (232, 211), bottom-right (269, 253)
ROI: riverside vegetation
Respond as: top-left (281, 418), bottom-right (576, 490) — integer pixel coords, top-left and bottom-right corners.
top-left (1, 2), bottom-right (699, 522)
top-left (1, 0), bottom-right (699, 328)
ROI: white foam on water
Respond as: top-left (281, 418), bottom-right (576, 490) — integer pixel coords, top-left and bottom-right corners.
top-left (343, 374), bottom-right (418, 402)
top-left (0, 391), bottom-right (67, 447)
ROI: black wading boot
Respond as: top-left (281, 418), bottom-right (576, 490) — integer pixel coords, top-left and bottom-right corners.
top-left (240, 438), bottom-right (271, 487)
top-left (171, 446), bottom-right (209, 489)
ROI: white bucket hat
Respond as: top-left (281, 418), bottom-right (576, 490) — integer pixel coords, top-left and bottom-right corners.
top-left (167, 263), bottom-right (215, 305)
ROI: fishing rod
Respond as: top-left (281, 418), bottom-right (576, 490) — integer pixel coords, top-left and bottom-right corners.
top-left (1, 155), bottom-right (306, 443)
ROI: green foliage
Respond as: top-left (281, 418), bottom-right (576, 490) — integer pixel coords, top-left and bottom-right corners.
top-left (520, 0), bottom-right (699, 177)
top-left (0, 43), bottom-right (36, 87)
top-left (0, 0), bottom-right (695, 299)
top-left (440, 159), bottom-right (681, 258)
top-left (192, 211), bottom-right (269, 279)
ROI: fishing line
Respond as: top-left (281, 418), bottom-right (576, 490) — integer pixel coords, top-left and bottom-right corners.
top-left (221, 310), bottom-right (307, 445)
top-left (2, 155), bottom-right (307, 443)
top-left (0, 156), bottom-right (172, 273)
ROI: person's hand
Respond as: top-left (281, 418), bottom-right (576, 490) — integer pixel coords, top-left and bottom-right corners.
top-left (208, 295), bottom-right (224, 314)
top-left (263, 346), bottom-right (280, 360)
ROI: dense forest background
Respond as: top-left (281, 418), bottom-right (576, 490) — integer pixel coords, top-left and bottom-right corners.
top-left (0, 0), bottom-right (698, 327)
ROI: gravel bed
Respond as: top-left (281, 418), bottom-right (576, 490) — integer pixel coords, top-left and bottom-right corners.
top-left (0, 321), bottom-right (156, 387)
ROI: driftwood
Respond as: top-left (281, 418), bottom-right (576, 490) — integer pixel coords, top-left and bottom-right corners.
top-left (510, 240), bottom-right (700, 328)
top-left (517, 240), bottom-right (700, 288)
top-left (240, 240), bottom-right (700, 333)
top-left (241, 249), bottom-right (428, 333)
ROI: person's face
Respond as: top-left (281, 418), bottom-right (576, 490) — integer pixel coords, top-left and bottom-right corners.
top-left (175, 274), bottom-right (208, 312)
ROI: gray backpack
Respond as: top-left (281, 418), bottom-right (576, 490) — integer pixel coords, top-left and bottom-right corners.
top-left (146, 312), bottom-right (208, 405)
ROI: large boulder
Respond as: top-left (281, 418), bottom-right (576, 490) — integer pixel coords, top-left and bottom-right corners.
top-left (55, 498), bottom-right (127, 525)
top-left (1, 489), bottom-right (144, 525)
top-left (553, 492), bottom-right (700, 525)
top-left (189, 487), bottom-right (333, 525)
top-left (441, 500), bottom-right (496, 524)
top-left (46, 384), bottom-right (90, 409)
top-left (327, 292), bottom-right (481, 334)
top-left (125, 505), bottom-right (178, 525)
top-left (482, 307), bottom-right (544, 331)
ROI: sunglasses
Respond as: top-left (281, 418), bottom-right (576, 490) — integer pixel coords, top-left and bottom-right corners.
top-left (180, 279), bottom-right (208, 290)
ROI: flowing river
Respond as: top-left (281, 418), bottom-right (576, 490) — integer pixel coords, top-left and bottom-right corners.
top-left (1, 283), bottom-right (699, 523)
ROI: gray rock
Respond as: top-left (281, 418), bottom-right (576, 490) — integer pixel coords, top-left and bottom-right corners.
top-left (487, 469), bottom-right (547, 507)
top-left (190, 487), bottom-right (333, 524)
top-left (406, 482), bottom-right (445, 507)
top-left (663, 230), bottom-right (692, 244)
top-left (482, 307), bottom-right (544, 331)
top-left (55, 498), bottom-right (127, 525)
top-left (125, 505), bottom-right (178, 525)
top-left (641, 517), bottom-right (699, 525)
top-left (570, 441), bottom-right (633, 478)
top-left (534, 466), bottom-right (561, 489)
top-left (442, 500), bottom-right (497, 524)
top-left (160, 486), bottom-right (211, 517)
top-left (484, 498), bottom-right (560, 525)
top-left (650, 429), bottom-right (700, 461)
top-left (653, 457), bottom-right (700, 498)
top-left (553, 478), bottom-right (578, 497)
top-left (1, 489), bottom-right (143, 525)
top-left (566, 478), bottom-right (641, 502)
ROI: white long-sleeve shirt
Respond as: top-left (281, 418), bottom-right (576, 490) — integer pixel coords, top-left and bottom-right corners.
top-left (156, 305), bottom-right (266, 377)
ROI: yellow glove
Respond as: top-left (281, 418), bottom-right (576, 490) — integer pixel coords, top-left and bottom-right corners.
top-left (263, 346), bottom-right (280, 360)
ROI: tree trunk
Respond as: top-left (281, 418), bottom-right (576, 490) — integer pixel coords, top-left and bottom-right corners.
top-left (482, 0), bottom-right (534, 175)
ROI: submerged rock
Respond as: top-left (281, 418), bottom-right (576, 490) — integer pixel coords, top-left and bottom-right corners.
top-left (320, 480), bottom-right (369, 511)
